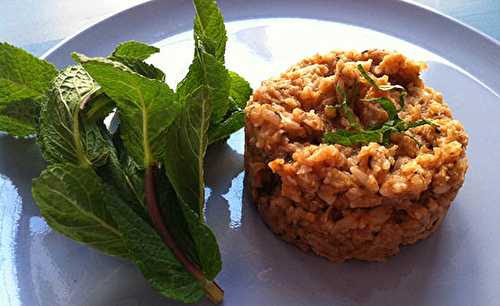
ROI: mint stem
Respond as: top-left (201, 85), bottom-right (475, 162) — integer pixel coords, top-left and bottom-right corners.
top-left (144, 166), bottom-right (224, 304)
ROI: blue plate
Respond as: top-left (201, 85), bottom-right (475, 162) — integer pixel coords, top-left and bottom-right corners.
top-left (1, 1), bottom-right (500, 305)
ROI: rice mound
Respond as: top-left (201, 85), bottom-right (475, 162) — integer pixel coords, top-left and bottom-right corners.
top-left (244, 49), bottom-right (468, 262)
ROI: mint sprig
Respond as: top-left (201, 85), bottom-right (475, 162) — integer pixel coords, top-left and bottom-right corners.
top-left (336, 84), bottom-right (361, 130)
top-left (357, 64), bottom-right (407, 108)
top-left (109, 41), bottom-right (165, 81)
top-left (32, 163), bottom-right (130, 258)
top-left (0, 0), bottom-right (252, 304)
top-left (323, 118), bottom-right (435, 147)
top-left (323, 66), bottom-right (435, 147)
top-left (0, 42), bottom-right (57, 136)
top-left (111, 41), bottom-right (160, 61)
top-left (361, 97), bottom-right (398, 121)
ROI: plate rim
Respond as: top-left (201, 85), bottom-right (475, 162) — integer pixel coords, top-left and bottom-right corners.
top-left (7, 1), bottom-right (500, 305)
top-left (40, 0), bottom-right (500, 97)
top-left (41, 0), bottom-right (500, 62)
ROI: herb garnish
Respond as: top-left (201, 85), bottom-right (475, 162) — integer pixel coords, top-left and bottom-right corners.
top-left (323, 66), bottom-right (435, 147)
top-left (336, 84), bottom-right (361, 130)
top-left (357, 64), bottom-right (407, 109)
top-left (0, 0), bottom-right (251, 304)
top-left (323, 116), bottom-right (434, 147)
top-left (0, 42), bottom-right (57, 136)
top-left (360, 97), bottom-right (398, 121)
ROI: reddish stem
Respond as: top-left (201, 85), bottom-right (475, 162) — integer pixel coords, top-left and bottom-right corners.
top-left (144, 166), bottom-right (223, 304)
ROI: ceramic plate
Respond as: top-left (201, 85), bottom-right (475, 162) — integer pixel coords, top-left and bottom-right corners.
top-left (2, 0), bottom-right (500, 305)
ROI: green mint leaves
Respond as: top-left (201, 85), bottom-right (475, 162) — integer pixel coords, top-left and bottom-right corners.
top-left (37, 65), bottom-right (110, 166)
top-left (228, 71), bottom-right (252, 109)
top-left (74, 54), bottom-right (179, 167)
top-left (205, 71), bottom-right (251, 145)
top-left (323, 66), bottom-right (434, 147)
top-left (357, 63), bottom-right (406, 93)
top-left (111, 41), bottom-right (160, 61)
top-left (323, 129), bottom-right (383, 146)
top-left (110, 41), bottom-right (165, 81)
top-left (357, 64), bottom-right (407, 108)
top-left (361, 97), bottom-right (398, 121)
top-left (193, 0), bottom-right (227, 62)
top-left (0, 42), bottom-right (57, 136)
top-left (336, 84), bottom-right (361, 130)
top-left (164, 84), bottom-right (212, 213)
top-left (0, 0), bottom-right (252, 304)
top-left (108, 192), bottom-right (205, 303)
top-left (323, 118), bottom-right (435, 147)
top-left (72, 0), bottom-right (241, 299)
top-left (157, 173), bottom-right (222, 280)
top-left (208, 110), bottom-right (244, 144)
top-left (165, 0), bottom-right (251, 215)
top-left (32, 164), bottom-right (130, 259)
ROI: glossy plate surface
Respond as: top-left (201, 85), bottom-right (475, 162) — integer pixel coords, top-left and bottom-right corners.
top-left (1, 1), bottom-right (500, 305)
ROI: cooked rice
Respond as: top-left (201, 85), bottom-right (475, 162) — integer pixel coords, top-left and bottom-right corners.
top-left (244, 49), bottom-right (468, 262)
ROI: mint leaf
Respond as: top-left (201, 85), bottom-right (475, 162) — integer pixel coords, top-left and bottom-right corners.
top-left (357, 64), bottom-right (405, 93)
top-left (228, 71), bottom-right (252, 109)
top-left (399, 90), bottom-right (407, 109)
top-left (95, 126), bottom-right (147, 218)
top-left (336, 84), bottom-right (360, 130)
top-left (0, 98), bottom-right (39, 136)
top-left (361, 97), bottom-right (398, 121)
top-left (32, 163), bottom-right (129, 258)
top-left (0, 78), bottom-right (41, 105)
top-left (323, 119), bottom-right (436, 147)
top-left (158, 0), bottom-right (229, 284)
top-left (357, 64), bottom-right (407, 108)
top-left (157, 172), bottom-right (221, 280)
top-left (0, 43), bottom-right (57, 136)
top-left (180, 70), bottom-right (250, 145)
top-left (0, 42), bottom-right (57, 96)
top-left (357, 64), bottom-right (380, 89)
top-left (75, 55), bottom-right (180, 167)
top-left (399, 118), bottom-right (437, 130)
top-left (193, 0), bottom-right (227, 62)
top-left (164, 85), bottom-right (210, 215)
top-left (208, 110), bottom-right (244, 144)
top-left (109, 41), bottom-right (165, 81)
top-left (176, 50), bottom-right (230, 126)
top-left (183, 0), bottom-right (230, 125)
top-left (81, 91), bottom-right (115, 122)
top-left (205, 72), bottom-right (251, 144)
top-left (38, 65), bottom-right (110, 166)
top-left (111, 57), bottom-right (166, 81)
top-left (323, 129), bottom-right (383, 146)
top-left (111, 41), bottom-right (160, 61)
top-left (324, 65), bottom-right (433, 147)
top-left (107, 194), bottom-right (204, 303)
top-left (171, 198), bottom-right (221, 281)
top-left (167, 0), bottom-right (231, 210)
